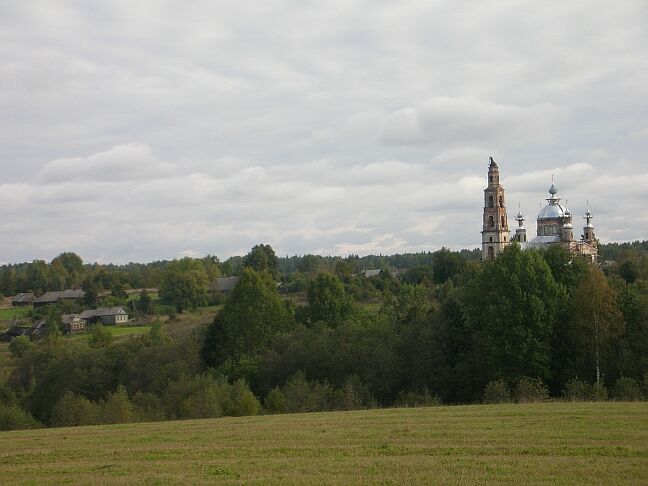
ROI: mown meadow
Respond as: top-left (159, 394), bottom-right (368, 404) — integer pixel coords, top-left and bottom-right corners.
top-left (0, 402), bottom-right (647, 484)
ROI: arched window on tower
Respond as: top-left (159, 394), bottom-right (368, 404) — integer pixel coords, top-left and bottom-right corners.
top-left (488, 246), bottom-right (494, 260)
top-left (501, 215), bottom-right (505, 227)
top-left (488, 195), bottom-right (494, 208)
top-left (488, 216), bottom-right (494, 227)
top-left (499, 196), bottom-right (504, 207)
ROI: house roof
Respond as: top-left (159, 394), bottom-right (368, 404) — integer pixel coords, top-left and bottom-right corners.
top-left (12, 293), bottom-right (35, 303)
top-left (80, 307), bottom-right (127, 319)
top-left (62, 314), bottom-right (83, 324)
top-left (34, 289), bottom-right (85, 303)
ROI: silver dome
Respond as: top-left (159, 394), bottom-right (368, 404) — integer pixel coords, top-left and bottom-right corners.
top-left (538, 203), bottom-right (565, 219)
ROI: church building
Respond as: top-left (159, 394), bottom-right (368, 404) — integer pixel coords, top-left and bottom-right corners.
top-left (481, 157), bottom-right (598, 261)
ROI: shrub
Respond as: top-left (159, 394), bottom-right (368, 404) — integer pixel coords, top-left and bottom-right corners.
top-left (132, 392), bottom-right (166, 422)
top-left (9, 335), bottom-right (32, 359)
top-left (395, 388), bottom-right (441, 408)
top-left (50, 392), bottom-right (99, 427)
top-left (180, 385), bottom-right (224, 419)
top-left (591, 381), bottom-right (609, 401)
top-left (613, 377), bottom-right (642, 401)
top-left (264, 388), bottom-right (286, 414)
top-left (334, 375), bottom-right (376, 410)
top-left (483, 379), bottom-right (511, 404)
top-left (283, 372), bottom-right (313, 413)
top-left (225, 379), bottom-right (260, 416)
top-left (0, 404), bottom-right (41, 431)
top-left (99, 386), bottom-right (134, 424)
top-left (563, 378), bottom-right (592, 401)
top-left (88, 324), bottom-right (113, 348)
top-left (515, 377), bottom-right (549, 403)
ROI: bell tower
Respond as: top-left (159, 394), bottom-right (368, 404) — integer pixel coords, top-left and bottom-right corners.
top-left (481, 157), bottom-right (510, 260)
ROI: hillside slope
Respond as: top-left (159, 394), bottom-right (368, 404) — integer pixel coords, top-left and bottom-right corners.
top-left (0, 402), bottom-right (647, 484)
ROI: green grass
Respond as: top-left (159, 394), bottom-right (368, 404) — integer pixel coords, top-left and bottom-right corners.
top-left (0, 307), bottom-right (30, 322)
top-left (0, 402), bottom-right (646, 484)
top-left (72, 326), bottom-right (152, 341)
top-left (127, 292), bottom-right (159, 302)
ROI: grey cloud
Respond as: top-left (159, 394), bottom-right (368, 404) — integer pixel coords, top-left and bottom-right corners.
top-left (0, 2), bottom-right (646, 262)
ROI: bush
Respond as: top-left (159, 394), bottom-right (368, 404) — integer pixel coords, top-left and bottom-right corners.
top-left (173, 376), bottom-right (228, 420)
top-left (591, 381), bottom-right (609, 401)
top-left (515, 377), bottom-right (549, 403)
top-left (180, 385), bottom-right (224, 419)
top-left (334, 375), bottom-right (376, 410)
top-left (264, 388), bottom-right (286, 414)
top-left (283, 372), bottom-right (314, 413)
top-left (50, 392), bottom-right (99, 427)
top-left (483, 379), bottom-right (511, 404)
top-left (563, 378), bottom-right (592, 402)
top-left (88, 324), bottom-right (113, 348)
top-left (395, 388), bottom-right (441, 408)
top-left (132, 392), bottom-right (166, 422)
top-left (281, 372), bottom-right (374, 413)
top-left (99, 386), bottom-right (134, 424)
top-left (225, 379), bottom-right (260, 416)
top-left (0, 404), bottom-right (41, 431)
top-left (9, 335), bottom-right (32, 359)
top-left (613, 377), bottom-right (642, 401)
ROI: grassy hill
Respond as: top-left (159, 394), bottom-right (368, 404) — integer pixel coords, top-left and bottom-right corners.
top-left (0, 402), bottom-right (647, 484)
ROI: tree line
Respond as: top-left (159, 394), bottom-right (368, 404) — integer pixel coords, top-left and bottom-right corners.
top-left (1, 242), bottom-right (648, 430)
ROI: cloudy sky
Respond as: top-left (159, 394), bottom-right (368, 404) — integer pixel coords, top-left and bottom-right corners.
top-left (1, 1), bottom-right (647, 264)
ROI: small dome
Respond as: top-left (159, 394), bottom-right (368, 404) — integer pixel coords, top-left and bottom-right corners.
top-left (549, 181), bottom-right (558, 195)
top-left (562, 222), bottom-right (573, 229)
top-left (585, 208), bottom-right (591, 217)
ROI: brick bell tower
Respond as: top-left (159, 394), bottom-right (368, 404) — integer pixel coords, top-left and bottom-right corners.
top-left (481, 157), bottom-right (510, 260)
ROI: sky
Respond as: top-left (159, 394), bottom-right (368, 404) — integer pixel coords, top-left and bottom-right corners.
top-left (1, 1), bottom-right (647, 264)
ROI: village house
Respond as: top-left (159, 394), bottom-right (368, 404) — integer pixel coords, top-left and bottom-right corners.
top-left (62, 314), bottom-right (86, 334)
top-left (80, 307), bottom-right (128, 325)
top-left (11, 293), bottom-right (36, 307)
top-left (33, 289), bottom-right (85, 308)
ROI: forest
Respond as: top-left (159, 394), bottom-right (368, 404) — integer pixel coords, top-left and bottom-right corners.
top-left (1, 241), bottom-right (647, 430)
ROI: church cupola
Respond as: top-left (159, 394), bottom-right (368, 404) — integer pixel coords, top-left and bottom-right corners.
top-left (481, 157), bottom-right (510, 260)
top-left (562, 221), bottom-right (574, 242)
top-left (514, 207), bottom-right (527, 243)
top-left (582, 206), bottom-right (596, 242)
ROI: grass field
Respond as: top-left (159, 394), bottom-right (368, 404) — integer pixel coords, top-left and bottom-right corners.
top-left (0, 402), bottom-right (646, 484)
top-left (0, 307), bottom-right (30, 322)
